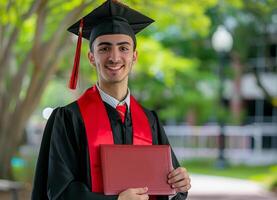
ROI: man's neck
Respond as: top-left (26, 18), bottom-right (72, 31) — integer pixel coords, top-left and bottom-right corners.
top-left (98, 81), bottom-right (128, 101)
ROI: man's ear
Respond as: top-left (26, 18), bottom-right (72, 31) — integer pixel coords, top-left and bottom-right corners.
top-left (133, 50), bottom-right (138, 64)
top-left (88, 51), bottom-right (95, 66)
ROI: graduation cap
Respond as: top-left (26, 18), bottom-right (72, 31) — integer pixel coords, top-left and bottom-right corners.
top-left (67, 0), bottom-right (154, 89)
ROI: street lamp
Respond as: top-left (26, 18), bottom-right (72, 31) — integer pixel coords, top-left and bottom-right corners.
top-left (211, 25), bottom-right (233, 168)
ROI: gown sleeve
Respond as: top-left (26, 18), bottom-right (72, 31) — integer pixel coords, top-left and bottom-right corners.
top-left (47, 107), bottom-right (118, 200)
top-left (31, 108), bottom-right (59, 200)
top-left (151, 111), bottom-right (188, 200)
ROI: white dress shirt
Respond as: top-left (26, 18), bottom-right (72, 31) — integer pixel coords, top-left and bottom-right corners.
top-left (96, 83), bottom-right (130, 113)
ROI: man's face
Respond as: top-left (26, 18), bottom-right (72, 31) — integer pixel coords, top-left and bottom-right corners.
top-left (88, 34), bottom-right (137, 86)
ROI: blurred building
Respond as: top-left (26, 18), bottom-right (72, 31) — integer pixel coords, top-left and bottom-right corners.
top-left (226, 29), bottom-right (277, 152)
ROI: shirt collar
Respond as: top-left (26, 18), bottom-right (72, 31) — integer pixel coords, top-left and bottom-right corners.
top-left (96, 83), bottom-right (130, 112)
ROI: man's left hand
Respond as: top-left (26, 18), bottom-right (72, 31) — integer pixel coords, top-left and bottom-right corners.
top-left (167, 167), bottom-right (191, 193)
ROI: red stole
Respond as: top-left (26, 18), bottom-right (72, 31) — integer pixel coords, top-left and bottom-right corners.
top-left (77, 85), bottom-right (153, 192)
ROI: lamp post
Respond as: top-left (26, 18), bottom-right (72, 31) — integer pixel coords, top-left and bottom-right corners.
top-left (211, 25), bottom-right (233, 168)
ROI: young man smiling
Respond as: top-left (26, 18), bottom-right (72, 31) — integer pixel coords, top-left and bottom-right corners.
top-left (32, 1), bottom-right (191, 200)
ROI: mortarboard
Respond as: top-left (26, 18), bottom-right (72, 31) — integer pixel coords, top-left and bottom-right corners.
top-left (67, 0), bottom-right (154, 89)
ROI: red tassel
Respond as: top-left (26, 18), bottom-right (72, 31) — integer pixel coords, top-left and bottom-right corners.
top-left (69, 18), bottom-right (84, 89)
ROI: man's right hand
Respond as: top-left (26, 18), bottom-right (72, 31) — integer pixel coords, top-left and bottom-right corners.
top-left (118, 187), bottom-right (149, 200)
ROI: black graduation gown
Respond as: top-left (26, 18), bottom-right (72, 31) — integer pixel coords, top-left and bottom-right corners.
top-left (31, 101), bottom-right (188, 200)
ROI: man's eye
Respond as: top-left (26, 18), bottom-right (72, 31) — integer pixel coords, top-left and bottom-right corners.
top-left (99, 47), bottom-right (109, 52)
top-left (120, 46), bottom-right (129, 51)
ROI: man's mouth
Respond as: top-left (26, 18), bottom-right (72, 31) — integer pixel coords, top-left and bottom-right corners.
top-left (105, 65), bottom-right (124, 71)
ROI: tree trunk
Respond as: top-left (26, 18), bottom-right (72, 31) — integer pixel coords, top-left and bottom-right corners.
top-left (230, 52), bottom-right (243, 124)
top-left (0, 141), bottom-right (15, 179)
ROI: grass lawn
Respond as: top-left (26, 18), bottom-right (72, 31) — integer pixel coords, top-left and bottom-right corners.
top-left (181, 159), bottom-right (277, 190)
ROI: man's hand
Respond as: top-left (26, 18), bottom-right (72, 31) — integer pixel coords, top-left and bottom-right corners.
top-left (168, 167), bottom-right (191, 193)
top-left (118, 187), bottom-right (149, 200)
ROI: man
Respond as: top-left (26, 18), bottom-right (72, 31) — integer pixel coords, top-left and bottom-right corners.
top-left (32, 0), bottom-right (191, 200)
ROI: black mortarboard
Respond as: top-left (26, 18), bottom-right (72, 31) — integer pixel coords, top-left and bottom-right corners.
top-left (67, 0), bottom-right (154, 89)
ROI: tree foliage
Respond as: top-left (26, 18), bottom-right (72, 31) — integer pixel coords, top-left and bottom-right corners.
top-left (0, 0), bottom-right (93, 178)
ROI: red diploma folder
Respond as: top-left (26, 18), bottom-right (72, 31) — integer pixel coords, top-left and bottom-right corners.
top-left (100, 144), bottom-right (176, 195)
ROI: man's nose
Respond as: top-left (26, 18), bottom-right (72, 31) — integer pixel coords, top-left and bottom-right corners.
top-left (109, 48), bottom-right (120, 63)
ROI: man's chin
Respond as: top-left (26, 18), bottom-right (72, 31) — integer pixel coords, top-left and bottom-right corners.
top-left (102, 78), bottom-right (124, 85)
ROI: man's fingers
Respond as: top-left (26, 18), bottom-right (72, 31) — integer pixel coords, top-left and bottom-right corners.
top-left (119, 187), bottom-right (149, 200)
top-left (133, 187), bottom-right (148, 194)
top-left (141, 194), bottom-right (149, 200)
top-left (168, 172), bottom-right (186, 184)
top-left (169, 174), bottom-right (190, 184)
top-left (171, 179), bottom-right (186, 188)
top-left (175, 184), bottom-right (191, 192)
top-left (168, 167), bottom-right (187, 178)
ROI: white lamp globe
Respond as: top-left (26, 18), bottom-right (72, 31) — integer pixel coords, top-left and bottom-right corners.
top-left (212, 25), bottom-right (233, 53)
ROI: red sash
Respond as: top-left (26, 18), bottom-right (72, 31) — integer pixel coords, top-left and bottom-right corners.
top-left (77, 85), bottom-right (153, 192)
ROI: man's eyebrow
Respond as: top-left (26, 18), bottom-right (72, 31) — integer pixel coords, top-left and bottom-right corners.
top-left (97, 42), bottom-right (112, 46)
top-left (97, 41), bottom-right (131, 46)
top-left (117, 41), bottom-right (131, 46)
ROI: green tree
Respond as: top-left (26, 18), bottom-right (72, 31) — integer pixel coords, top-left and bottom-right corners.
top-left (0, 0), bottom-right (93, 178)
